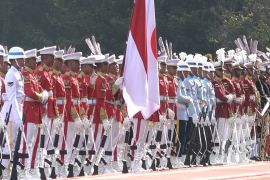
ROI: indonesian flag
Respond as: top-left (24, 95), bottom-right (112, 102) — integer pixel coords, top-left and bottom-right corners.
top-left (123, 0), bottom-right (160, 119)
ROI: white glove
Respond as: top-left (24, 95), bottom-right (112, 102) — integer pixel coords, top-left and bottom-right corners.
top-left (249, 95), bottom-right (255, 101)
top-left (41, 90), bottom-right (49, 104)
top-left (167, 108), bottom-right (175, 120)
top-left (114, 77), bottom-right (124, 88)
top-left (123, 117), bottom-right (131, 129)
top-left (226, 94), bottom-right (234, 103)
top-left (90, 74), bottom-right (98, 85)
top-left (74, 117), bottom-right (83, 131)
top-left (159, 114), bottom-right (167, 124)
top-left (103, 119), bottom-right (111, 132)
top-left (191, 113), bottom-right (199, 125)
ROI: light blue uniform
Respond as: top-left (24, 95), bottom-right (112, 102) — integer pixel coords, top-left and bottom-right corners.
top-left (177, 77), bottom-right (191, 121)
top-left (183, 75), bottom-right (197, 118)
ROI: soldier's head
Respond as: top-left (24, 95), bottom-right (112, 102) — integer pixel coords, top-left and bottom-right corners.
top-left (108, 62), bottom-right (119, 75)
top-left (166, 59), bottom-right (178, 76)
top-left (25, 49), bottom-right (37, 70)
top-left (158, 56), bottom-right (167, 74)
top-left (53, 50), bottom-right (64, 71)
top-left (232, 64), bottom-right (242, 78)
top-left (214, 61), bottom-right (224, 78)
top-left (79, 56), bottom-right (95, 75)
top-left (39, 46), bottom-right (56, 67)
top-left (8, 46), bottom-right (25, 69)
top-left (63, 52), bottom-right (82, 73)
top-left (177, 61), bottom-right (190, 78)
top-left (159, 62), bottom-right (167, 74)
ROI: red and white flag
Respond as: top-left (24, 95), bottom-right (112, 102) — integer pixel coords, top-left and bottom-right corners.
top-left (123, 0), bottom-right (160, 119)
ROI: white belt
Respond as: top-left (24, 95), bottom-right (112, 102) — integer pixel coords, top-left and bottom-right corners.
top-left (81, 97), bottom-right (88, 103)
top-left (56, 99), bottom-right (65, 105)
top-left (216, 98), bottom-right (224, 103)
top-left (72, 98), bottom-right (80, 105)
top-left (25, 96), bottom-right (36, 102)
top-left (105, 100), bottom-right (115, 105)
top-left (87, 99), bottom-right (96, 105)
top-left (168, 98), bottom-right (177, 103)
top-left (160, 96), bottom-right (168, 101)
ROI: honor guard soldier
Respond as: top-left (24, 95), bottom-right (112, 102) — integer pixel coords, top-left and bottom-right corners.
top-left (213, 59), bottom-right (233, 164)
top-left (62, 52), bottom-right (83, 166)
top-left (176, 60), bottom-right (193, 159)
top-left (22, 49), bottom-right (49, 178)
top-left (0, 47), bottom-right (25, 178)
top-left (49, 50), bottom-right (67, 171)
top-left (35, 46), bottom-right (58, 147)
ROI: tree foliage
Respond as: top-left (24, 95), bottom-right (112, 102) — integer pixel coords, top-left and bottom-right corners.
top-left (0, 0), bottom-right (269, 56)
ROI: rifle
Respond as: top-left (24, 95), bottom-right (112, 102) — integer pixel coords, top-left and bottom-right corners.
top-left (11, 104), bottom-right (29, 180)
top-left (0, 105), bottom-right (12, 176)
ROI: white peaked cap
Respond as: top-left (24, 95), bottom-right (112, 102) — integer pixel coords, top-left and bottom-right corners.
top-left (166, 55), bottom-right (179, 66)
top-left (54, 50), bottom-right (64, 59)
top-left (80, 55), bottom-right (97, 65)
top-left (25, 49), bottom-right (37, 59)
top-left (8, 46), bottom-right (25, 59)
top-left (177, 61), bottom-right (190, 71)
top-left (63, 52), bottom-right (82, 61)
top-left (94, 54), bottom-right (107, 64)
top-left (38, 46), bottom-right (57, 55)
top-left (158, 55), bottom-right (167, 63)
top-left (0, 45), bottom-right (6, 56)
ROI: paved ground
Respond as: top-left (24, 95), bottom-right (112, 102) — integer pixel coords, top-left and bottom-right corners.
top-left (64, 162), bottom-right (270, 180)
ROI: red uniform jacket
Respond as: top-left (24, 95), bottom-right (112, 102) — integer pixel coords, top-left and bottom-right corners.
top-left (105, 74), bottom-right (116, 119)
top-left (167, 74), bottom-right (178, 120)
top-left (22, 66), bottom-right (43, 124)
top-left (34, 64), bottom-right (57, 118)
top-left (213, 79), bottom-right (230, 118)
top-left (78, 72), bottom-right (88, 112)
top-left (93, 72), bottom-right (109, 124)
top-left (241, 78), bottom-right (256, 113)
top-left (51, 69), bottom-right (66, 115)
top-left (232, 78), bottom-right (245, 115)
top-left (150, 73), bottom-right (168, 122)
top-left (63, 71), bottom-right (80, 122)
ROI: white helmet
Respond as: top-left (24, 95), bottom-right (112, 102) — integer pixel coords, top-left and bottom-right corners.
top-left (8, 47), bottom-right (25, 59)
top-left (207, 62), bottom-right (215, 72)
top-left (186, 54), bottom-right (197, 68)
top-left (177, 61), bottom-right (190, 72)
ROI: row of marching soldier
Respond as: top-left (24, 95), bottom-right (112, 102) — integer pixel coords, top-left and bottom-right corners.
top-left (0, 35), bottom-right (269, 180)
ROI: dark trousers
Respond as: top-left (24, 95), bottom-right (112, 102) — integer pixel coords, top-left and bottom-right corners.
top-left (177, 120), bottom-right (187, 156)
